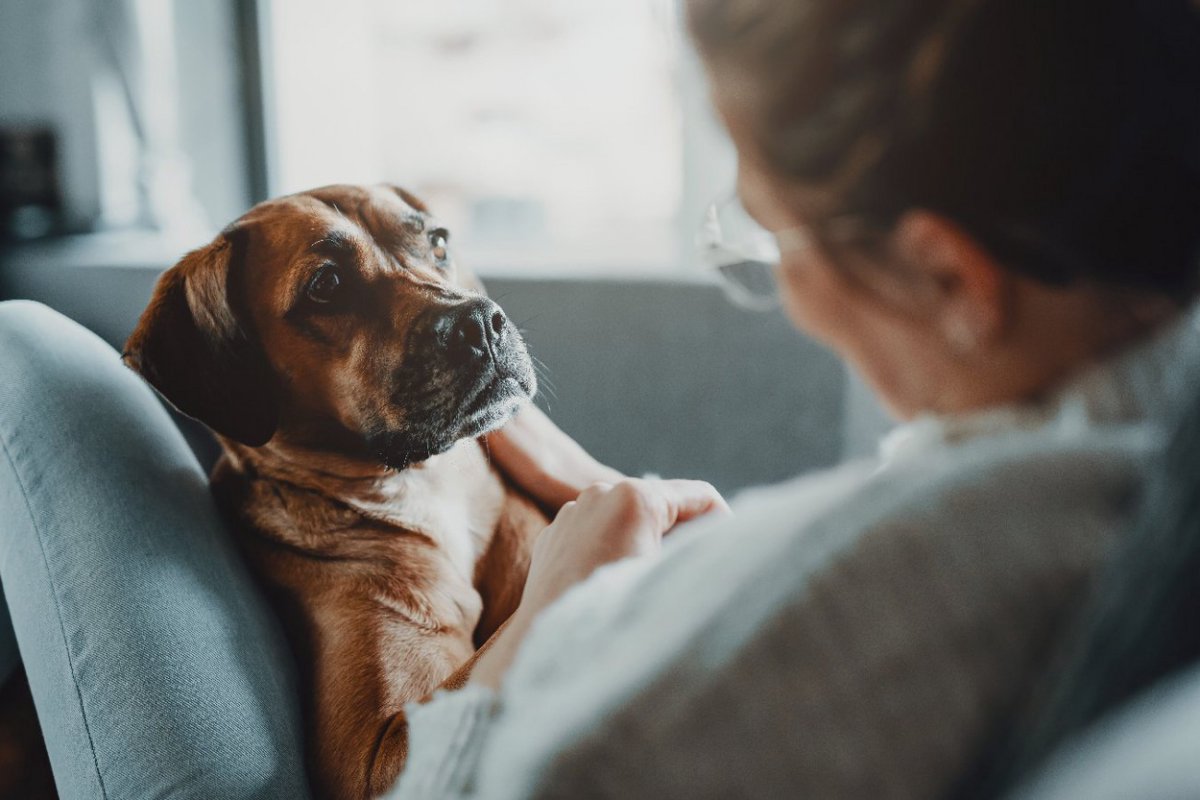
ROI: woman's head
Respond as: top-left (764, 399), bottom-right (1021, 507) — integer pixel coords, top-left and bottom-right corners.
top-left (688, 0), bottom-right (1200, 417)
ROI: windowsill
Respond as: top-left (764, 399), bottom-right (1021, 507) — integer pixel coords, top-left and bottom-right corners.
top-left (0, 229), bottom-right (197, 271)
top-left (0, 229), bottom-right (718, 287)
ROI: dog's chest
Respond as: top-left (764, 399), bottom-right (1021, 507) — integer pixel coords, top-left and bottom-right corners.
top-left (347, 441), bottom-right (505, 581)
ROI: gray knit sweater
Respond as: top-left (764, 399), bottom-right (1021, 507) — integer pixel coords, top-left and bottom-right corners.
top-left (386, 310), bottom-right (1200, 800)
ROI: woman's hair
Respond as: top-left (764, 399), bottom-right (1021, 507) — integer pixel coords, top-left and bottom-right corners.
top-left (688, 0), bottom-right (1200, 297)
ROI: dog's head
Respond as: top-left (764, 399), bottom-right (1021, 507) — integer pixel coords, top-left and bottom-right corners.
top-left (124, 183), bottom-right (536, 469)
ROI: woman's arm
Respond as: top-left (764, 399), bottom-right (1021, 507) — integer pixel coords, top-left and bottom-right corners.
top-left (386, 444), bottom-right (1129, 800)
top-left (473, 408), bottom-right (725, 687)
top-left (472, 406), bottom-right (729, 687)
top-left (484, 404), bottom-right (626, 514)
top-left (468, 478), bottom-right (730, 689)
top-left (384, 476), bottom-right (728, 800)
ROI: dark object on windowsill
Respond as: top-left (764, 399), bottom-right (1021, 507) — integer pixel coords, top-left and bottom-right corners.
top-left (0, 127), bottom-right (64, 243)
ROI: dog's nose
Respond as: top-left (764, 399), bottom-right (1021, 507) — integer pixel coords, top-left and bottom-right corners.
top-left (439, 299), bottom-right (507, 364)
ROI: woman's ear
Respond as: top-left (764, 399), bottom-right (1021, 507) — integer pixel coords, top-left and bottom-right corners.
top-left (123, 229), bottom-right (280, 446)
top-left (890, 210), bottom-right (1013, 355)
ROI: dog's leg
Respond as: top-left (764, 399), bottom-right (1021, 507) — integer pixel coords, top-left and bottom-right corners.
top-left (472, 491), bottom-right (547, 645)
top-left (310, 580), bottom-right (518, 800)
top-left (358, 492), bottom-right (545, 796)
top-left (363, 618), bottom-right (514, 797)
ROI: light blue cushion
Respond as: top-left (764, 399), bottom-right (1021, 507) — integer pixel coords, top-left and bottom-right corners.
top-left (0, 300), bottom-right (310, 799)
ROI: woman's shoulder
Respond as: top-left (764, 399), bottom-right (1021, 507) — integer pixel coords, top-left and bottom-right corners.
top-left (870, 420), bottom-right (1153, 526)
top-left (667, 416), bottom-right (1163, 624)
top-left (737, 415), bottom-right (1158, 546)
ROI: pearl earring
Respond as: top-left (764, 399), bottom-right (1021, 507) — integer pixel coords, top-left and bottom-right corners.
top-left (946, 317), bottom-right (978, 354)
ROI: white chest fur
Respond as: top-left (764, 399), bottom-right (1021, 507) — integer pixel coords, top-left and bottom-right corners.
top-left (343, 439), bottom-right (506, 581)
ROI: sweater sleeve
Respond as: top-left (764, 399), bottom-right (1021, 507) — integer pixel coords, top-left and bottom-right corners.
top-left (383, 462), bottom-right (875, 800)
top-left (385, 685), bottom-right (498, 799)
top-left (388, 439), bottom-right (1139, 799)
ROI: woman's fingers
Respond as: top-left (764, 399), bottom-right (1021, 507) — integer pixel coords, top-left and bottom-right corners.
top-left (658, 479), bottom-right (731, 526)
top-left (571, 478), bottom-right (728, 534)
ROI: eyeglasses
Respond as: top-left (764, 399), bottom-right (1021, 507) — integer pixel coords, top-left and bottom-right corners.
top-left (696, 195), bottom-right (813, 312)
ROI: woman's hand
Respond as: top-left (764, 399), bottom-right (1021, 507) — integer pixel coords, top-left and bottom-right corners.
top-left (518, 478), bottom-right (729, 617)
top-left (484, 405), bottom-right (626, 514)
top-left (468, 478), bottom-right (729, 689)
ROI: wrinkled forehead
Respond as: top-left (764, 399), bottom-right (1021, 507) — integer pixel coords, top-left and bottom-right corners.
top-left (237, 185), bottom-right (429, 261)
top-left (226, 185), bottom-right (458, 320)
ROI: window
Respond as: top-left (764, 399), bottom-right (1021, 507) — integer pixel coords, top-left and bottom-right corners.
top-left (264, 0), bottom-right (730, 274)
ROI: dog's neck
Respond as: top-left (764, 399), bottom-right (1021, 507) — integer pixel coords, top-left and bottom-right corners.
top-left (219, 434), bottom-right (509, 573)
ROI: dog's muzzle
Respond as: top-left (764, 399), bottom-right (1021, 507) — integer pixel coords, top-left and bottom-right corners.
top-left (370, 298), bottom-right (537, 469)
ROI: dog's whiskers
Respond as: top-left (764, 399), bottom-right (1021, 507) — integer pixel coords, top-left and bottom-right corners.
top-left (533, 367), bottom-right (554, 386)
top-left (528, 356), bottom-right (560, 407)
top-left (530, 356), bottom-right (558, 389)
top-left (516, 314), bottom-right (543, 331)
top-left (535, 377), bottom-right (559, 403)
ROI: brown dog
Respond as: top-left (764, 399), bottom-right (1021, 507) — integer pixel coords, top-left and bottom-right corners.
top-left (124, 184), bottom-right (549, 800)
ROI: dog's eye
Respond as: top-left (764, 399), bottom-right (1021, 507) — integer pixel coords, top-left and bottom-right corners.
top-left (429, 229), bottom-right (450, 263)
top-left (306, 264), bottom-right (341, 303)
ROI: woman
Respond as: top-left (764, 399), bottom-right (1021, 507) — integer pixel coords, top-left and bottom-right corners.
top-left (385, 0), bottom-right (1200, 797)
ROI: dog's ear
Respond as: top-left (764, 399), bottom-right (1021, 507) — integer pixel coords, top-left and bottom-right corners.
top-left (123, 228), bottom-right (279, 446)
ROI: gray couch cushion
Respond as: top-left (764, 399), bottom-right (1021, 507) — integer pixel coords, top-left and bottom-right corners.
top-left (1010, 662), bottom-right (1200, 800)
